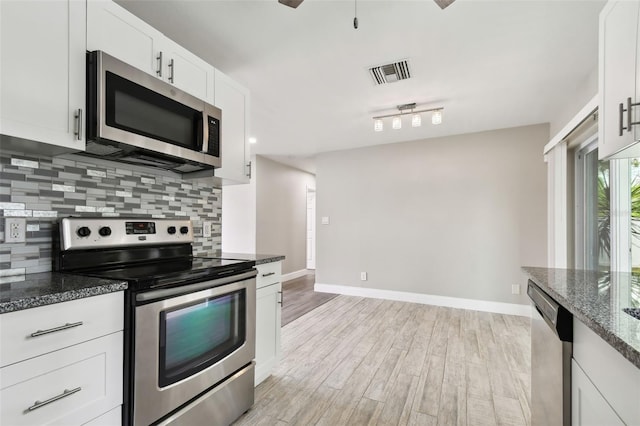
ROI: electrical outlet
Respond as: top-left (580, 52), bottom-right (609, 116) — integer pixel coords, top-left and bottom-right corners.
top-left (511, 284), bottom-right (520, 295)
top-left (203, 221), bottom-right (212, 238)
top-left (360, 272), bottom-right (367, 281)
top-left (5, 218), bottom-right (26, 243)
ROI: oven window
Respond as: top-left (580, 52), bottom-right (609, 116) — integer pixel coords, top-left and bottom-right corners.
top-left (105, 72), bottom-right (202, 150)
top-left (158, 289), bottom-right (245, 387)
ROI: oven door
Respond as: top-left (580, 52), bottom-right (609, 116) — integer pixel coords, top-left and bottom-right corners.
top-left (132, 270), bottom-right (256, 426)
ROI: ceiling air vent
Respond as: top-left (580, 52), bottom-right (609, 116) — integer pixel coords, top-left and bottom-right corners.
top-left (369, 60), bottom-right (411, 85)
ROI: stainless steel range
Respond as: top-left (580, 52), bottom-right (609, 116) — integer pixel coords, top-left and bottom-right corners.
top-left (55, 217), bottom-right (256, 426)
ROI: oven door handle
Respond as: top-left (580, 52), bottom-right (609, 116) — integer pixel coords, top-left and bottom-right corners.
top-left (136, 269), bottom-right (257, 303)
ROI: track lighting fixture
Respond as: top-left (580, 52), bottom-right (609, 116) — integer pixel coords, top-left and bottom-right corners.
top-left (372, 103), bottom-right (444, 132)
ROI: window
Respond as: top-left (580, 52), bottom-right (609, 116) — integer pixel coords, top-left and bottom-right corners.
top-left (574, 142), bottom-right (610, 271)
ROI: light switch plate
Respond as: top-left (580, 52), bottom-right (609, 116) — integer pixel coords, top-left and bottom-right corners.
top-left (511, 284), bottom-right (520, 295)
top-left (321, 216), bottom-right (330, 225)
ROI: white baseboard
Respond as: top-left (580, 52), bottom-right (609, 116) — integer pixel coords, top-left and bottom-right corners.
top-left (314, 283), bottom-right (531, 317)
top-left (281, 269), bottom-right (313, 282)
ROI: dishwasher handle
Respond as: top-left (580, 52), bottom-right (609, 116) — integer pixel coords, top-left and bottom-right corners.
top-left (527, 280), bottom-right (573, 342)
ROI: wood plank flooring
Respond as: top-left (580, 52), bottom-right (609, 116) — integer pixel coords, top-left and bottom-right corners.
top-left (234, 295), bottom-right (531, 426)
top-left (281, 274), bottom-right (338, 326)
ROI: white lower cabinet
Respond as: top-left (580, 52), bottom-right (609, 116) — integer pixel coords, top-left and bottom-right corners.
top-left (0, 293), bottom-right (124, 426)
top-left (572, 319), bottom-right (640, 425)
top-left (572, 359), bottom-right (624, 426)
top-left (255, 262), bottom-right (282, 385)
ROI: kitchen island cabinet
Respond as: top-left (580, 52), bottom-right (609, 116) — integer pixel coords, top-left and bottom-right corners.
top-left (0, 0), bottom-right (86, 153)
top-left (522, 267), bottom-right (640, 425)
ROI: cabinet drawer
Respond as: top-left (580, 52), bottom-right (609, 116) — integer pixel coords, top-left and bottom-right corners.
top-left (573, 320), bottom-right (640, 424)
top-left (83, 406), bottom-right (121, 426)
top-left (0, 292), bottom-right (124, 367)
top-left (256, 262), bottom-right (281, 289)
top-left (1, 331), bottom-right (123, 426)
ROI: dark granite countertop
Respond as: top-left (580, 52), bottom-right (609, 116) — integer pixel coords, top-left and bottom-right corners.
top-left (222, 253), bottom-right (285, 265)
top-left (0, 272), bottom-right (128, 314)
top-left (523, 267), bottom-right (640, 369)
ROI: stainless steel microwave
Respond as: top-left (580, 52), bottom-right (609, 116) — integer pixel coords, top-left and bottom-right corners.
top-left (85, 50), bottom-right (221, 174)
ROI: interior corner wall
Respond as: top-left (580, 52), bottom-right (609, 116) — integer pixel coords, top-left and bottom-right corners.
top-left (221, 158), bottom-right (257, 254)
top-left (549, 66), bottom-right (598, 137)
top-left (255, 156), bottom-right (316, 275)
top-left (315, 123), bottom-right (549, 305)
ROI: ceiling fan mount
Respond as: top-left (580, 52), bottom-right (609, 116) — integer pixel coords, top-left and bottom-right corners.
top-left (278, 0), bottom-right (456, 10)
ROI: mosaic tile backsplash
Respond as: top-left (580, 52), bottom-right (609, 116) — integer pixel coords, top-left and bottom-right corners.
top-left (0, 149), bottom-right (222, 275)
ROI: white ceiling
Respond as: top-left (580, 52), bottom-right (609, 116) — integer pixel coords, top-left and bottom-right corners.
top-left (117, 0), bottom-right (605, 174)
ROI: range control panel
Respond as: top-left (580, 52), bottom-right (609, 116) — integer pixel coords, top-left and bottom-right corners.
top-left (60, 218), bottom-right (194, 251)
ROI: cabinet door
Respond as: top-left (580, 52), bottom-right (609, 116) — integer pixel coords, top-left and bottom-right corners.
top-left (214, 70), bottom-right (251, 184)
top-left (162, 39), bottom-right (215, 103)
top-left (1, 332), bottom-right (123, 426)
top-left (572, 360), bottom-right (625, 426)
top-left (599, 0), bottom-right (640, 159)
top-left (0, 0), bottom-right (85, 151)
top-left (87, 0), bottom-right (163, 78)
top-left (255, 282), bottom-right (281, 385)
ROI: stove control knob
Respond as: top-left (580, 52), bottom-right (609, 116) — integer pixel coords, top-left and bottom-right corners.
top-left (99, 226), bottom-right (112, 237)
top-left (180, 226), bottom-right (189, 235)
top-left (167, 226), bottom-right (176, 235)
top-left (77, 226), bottom-right (91, 238)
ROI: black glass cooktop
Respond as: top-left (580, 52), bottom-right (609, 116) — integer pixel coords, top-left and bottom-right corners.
top-left (81, 257), bottom-right (255, 290)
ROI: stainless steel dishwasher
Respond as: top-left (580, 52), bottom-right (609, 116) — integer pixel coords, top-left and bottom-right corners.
top-left (528, 280), bottom-right (573, 426)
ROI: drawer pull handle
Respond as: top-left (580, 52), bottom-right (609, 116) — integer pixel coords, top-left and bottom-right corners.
top-left (27, 387), bottom-right (82, 412)
top-left (30, 321), bottom-right (83, 337)
top-left (262, 272), bottom-right (276, 277)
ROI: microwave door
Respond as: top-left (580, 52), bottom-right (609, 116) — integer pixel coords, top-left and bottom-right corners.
top-left (89, 51), bottom-right (221, 169)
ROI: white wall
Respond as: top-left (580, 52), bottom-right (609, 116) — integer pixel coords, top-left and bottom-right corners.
top-left (256, 156), bottom-right (316, 275)
top-left (549, 67), bottom-right (598, 137)
top-left (315, 124), bottom-right (548, 305)
top-left (221, 158), bottom-right (256, 253)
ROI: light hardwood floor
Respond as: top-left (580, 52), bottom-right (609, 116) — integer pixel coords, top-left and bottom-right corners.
top-left (281, 274), bottom-right (337, 326)
top-left (234, 295), bottom-right (531, 426)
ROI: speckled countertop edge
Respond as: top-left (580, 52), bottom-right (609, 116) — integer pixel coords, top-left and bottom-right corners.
top-left (522, 267), bottom-right (640, 369)
top-left (0, 272), bottom-right (128, 314)
top-left (221, 253), bottom-right (285, 265)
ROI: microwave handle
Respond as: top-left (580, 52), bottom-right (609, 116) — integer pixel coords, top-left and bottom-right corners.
top-left (199, 111), bottom-right (208, 153)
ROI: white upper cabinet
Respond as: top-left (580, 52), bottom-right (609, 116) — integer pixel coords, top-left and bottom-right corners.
top-left (87, 0), bottom-right (214, 102)
top-left (0, 0), bottom-right (86, 151)
top-left (214, 70), bottom-right (251, 184)
top-left (87, 0), bottom-right (163, 78)
top-left (161, 38), bottom-right (215, 104)
top-left (599, 0), bottom-right (640, 159)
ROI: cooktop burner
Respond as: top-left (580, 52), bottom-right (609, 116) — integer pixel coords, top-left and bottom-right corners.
top-left (55, 218), bottom-right (256, 290)
top-left (77, 257), bottom-right (255, 290)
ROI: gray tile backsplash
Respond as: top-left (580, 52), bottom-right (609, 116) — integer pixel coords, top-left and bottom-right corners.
top-left (0, 149), bottom-right (222, 275)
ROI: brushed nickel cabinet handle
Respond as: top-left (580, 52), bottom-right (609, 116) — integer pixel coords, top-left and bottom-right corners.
top-left (74, 109), bottom-right (82, 141)
top-left (262, 272), bottom-right (276, 277)
top-left (168, 58), bottom-right (175, 83)
top-left (620, 101), bottom-right (626, 136)
top-left (620, 97), bottom-right (640, 136)
top-left (27, 387), bottom-right (82, 412)
top-left (278, 290), bottom-right (283, 306)
top-left (246, 161), bottom-right (252, 178)
top-left (30, 321), bottom-right (83, 338)
top-left (156, 51), bottom-right (163, 77)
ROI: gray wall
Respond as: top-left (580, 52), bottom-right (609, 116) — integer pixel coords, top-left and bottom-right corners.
top-left (0, 149), bottom-right (221, 275)
top-left (315, 124), bottom-right (548, 305)
top-left (255, 156), bottom-right (315, 275)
